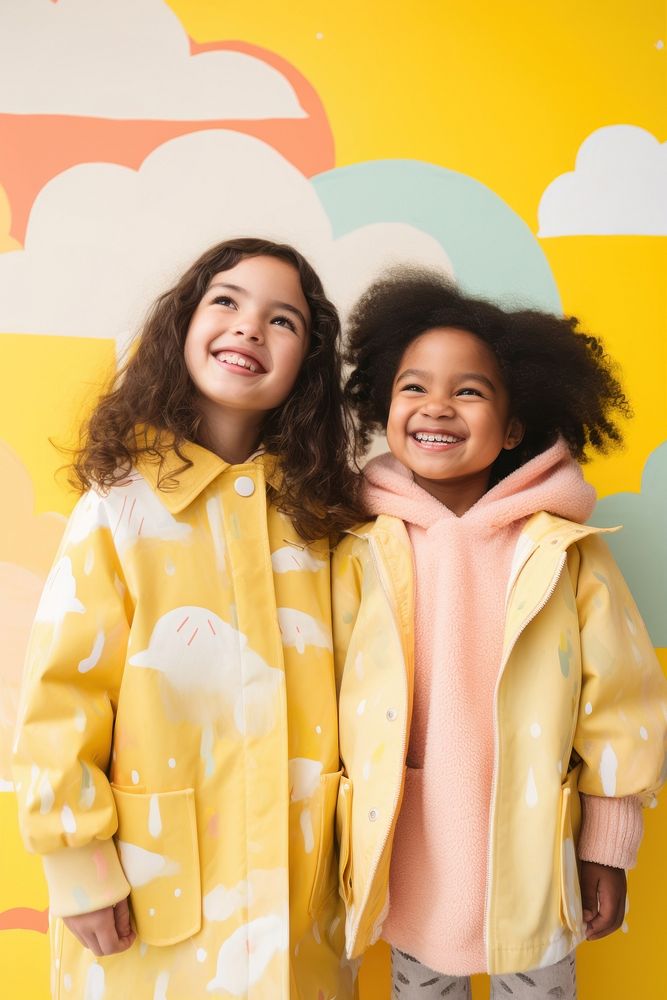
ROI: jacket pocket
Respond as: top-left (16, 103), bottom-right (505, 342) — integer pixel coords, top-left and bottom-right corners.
top-left (111, 786), bottom-right (201, 946)
top-left (558, 765), bottom-right (583, 934)
top-left (336, 775), bottom-right (353, 906)
top-left (306, 769), bottom-right (343, 916)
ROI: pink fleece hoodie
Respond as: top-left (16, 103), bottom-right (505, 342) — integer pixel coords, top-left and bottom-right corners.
top-left (361, 439), bottom-right (642, 975)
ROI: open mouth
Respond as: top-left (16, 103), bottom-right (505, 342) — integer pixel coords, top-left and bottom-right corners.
top-left (412, 432), bottom-right (463, 446)
top-left (214, 350), bottom-right (265, 374)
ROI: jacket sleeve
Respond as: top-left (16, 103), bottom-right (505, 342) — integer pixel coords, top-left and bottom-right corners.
top-left (574, 533), bottom-right (667, 812)
top-left (13, 490), bottom-right (132, 917)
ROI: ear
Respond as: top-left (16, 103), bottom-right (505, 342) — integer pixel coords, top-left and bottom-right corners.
top-left (503, 417), bottom-right (525, 451)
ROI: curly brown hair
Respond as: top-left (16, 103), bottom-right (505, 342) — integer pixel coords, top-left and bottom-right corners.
top-left (71, 237), bottom-right (362, 540)
top-left (345, 269), bottom-right (631, 484)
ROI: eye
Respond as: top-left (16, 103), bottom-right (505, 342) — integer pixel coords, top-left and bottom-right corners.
top-left (401, 383), bottom-right (426, 394)
top-left (456, 387), bottom-right (484, 397)
top-left (212, 295), bottom-right (236, 308)
top-left (271, 314), bottom-right (298, 334)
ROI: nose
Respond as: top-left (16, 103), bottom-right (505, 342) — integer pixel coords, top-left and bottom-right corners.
top-left (420, 396), bottom-right (455, 418)
top-left (233, 311), bottom-right (264, 343)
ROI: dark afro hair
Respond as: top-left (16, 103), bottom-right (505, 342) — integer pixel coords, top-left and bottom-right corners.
top-left (344, 269), bottom-right (631, 481)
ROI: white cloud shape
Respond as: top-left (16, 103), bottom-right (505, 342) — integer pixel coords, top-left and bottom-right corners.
top-left (129, 606), bottom-right (283, 732)
top-left (0, 0), bottom-right (304, 120)
top-left (0, 130), bottom-right (453, 347)
top-left (204, 879), bottom-right (250, 922)
top-left (207, 913), bottom-right (289, 995)
top-left (271, 545), bottom-right (326, 574)
top-left (323, 223), bottom-right (454, 322)
top-left (277, 608), bottom-right (333, 654)
top-left (288, 757), bottom-right (323, 802)
top-left (538, 125), bottom-right (667, 236)
top-left (66, 475), bottom-right (191, 551)
top-left (34, 556), bottom-right (85, 627)
top-left (102, 475), bottom-right (192, 549)
top-left (116, 840), bottom-right (180, 888)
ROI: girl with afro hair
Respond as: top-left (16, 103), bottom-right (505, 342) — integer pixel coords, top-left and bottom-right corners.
top-left (331, 270), bottom-right (667, 1000)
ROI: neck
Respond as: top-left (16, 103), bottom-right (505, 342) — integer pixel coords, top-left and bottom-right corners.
top-left (413, 469), bottom-right (492, 516)
top-left (197, 400), bottom-right (263, 465)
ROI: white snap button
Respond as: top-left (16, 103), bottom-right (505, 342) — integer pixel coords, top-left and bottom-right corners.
top-left (368, 808), bottom-right (378, 822)
top-left (234, 476), bottom-right (255, 497)
top-left (386, 708), bottom-right (397, 721)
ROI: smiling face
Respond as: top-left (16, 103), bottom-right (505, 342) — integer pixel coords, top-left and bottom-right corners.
top-left (386, 327), bottom-right (524, 514)
top-left (184, 255), bottom-right (311, 459)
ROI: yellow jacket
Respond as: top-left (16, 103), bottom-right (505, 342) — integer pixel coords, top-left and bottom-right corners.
top-left (14, 442), bottom-right (353, 1000)
top-left (332, 512), bottom-right (667, 974)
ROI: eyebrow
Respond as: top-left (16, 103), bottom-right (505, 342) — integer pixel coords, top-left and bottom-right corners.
top-left (207, 282), bottom-right (308, 331)
top-left (395, 368), bottom-right (497, 392)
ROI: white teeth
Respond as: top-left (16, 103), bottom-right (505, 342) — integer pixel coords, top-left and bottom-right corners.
top-left (218, 352), bottom-right (258, 373)
top-left (414, 432), bottom-right (460, 444)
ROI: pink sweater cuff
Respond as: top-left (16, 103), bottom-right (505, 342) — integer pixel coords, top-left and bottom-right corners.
top-left (578, 794), bottom-right (643, 870)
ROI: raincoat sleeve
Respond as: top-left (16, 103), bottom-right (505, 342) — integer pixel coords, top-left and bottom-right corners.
top-left (13, 491), bottom-right (132, 917)
top-left (573, 533), bottom-right (667, 819)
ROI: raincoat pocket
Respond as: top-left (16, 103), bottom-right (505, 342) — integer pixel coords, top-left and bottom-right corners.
top-left (336, 775), bottom-right (353, 906)
top-left (307, 769), bottom-right (343, 915)
top-left (558, 765), bottom-right (583, 934)
top-left (111, 786), bottom-right (201, 946)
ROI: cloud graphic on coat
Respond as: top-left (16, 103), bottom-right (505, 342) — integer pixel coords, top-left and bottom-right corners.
top-left (271, 546), bottom-right (326, 574)
top-left (288, 758), bottom-right (323, 802)
top-left (65, 475), bottom-right (191, 552)
top-left (277, 608), bottom-right (333, 654)
top-left (0, 130), bottom-right (453, 346)
top-left (203, 868), bottom-right (286, 923)
top-left (589, 440), bottom-right (667, 646)
top-left (116, 840), bottom-right (179, 888)
top-left (204, 879), bottom-right (250, 922)
top-left (538, 126), bottom-right (667, 236)
top-left (207, 913), bottom-right (289, 995)
top-left (34, 557), bottom-right (84, 626)
top-left (0, 0), bottom-right (304, 120)
top-left (129, 606), bottom-right (283, 731)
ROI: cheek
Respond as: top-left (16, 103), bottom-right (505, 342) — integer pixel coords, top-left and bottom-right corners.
top-left (386, 405), bottom-right (403, 448)
top-left (182, 336), bottom-right (196, 378)
top-left (183, 320), bottom-right (202, 363)
top-left (276, 341), bottom-right (307, 386)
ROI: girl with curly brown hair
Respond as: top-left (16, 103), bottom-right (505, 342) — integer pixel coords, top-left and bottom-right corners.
top-left (14, 238), bottom-right (363, 1000)
top-left (331, 270), bottom-right (666, 1000)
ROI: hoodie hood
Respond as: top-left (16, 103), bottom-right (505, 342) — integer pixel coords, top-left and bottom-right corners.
top-left (361, 438), bottom-right (596, 531)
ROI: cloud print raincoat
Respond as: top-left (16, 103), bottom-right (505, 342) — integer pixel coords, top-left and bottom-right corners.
top-left (332, 511), bottom-right (667, 974)
top-left (14, 442), bottom-right (353, 1000)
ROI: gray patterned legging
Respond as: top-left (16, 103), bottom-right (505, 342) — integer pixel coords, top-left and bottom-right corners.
top-left (391, 948), bottom-right (576, 999)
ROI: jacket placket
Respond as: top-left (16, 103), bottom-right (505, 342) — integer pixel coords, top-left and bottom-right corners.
top-left (219, 464), bottom-right (290, 998)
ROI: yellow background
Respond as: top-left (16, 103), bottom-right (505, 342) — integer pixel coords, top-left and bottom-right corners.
top-left (0, 2), bottom-right (665, 998)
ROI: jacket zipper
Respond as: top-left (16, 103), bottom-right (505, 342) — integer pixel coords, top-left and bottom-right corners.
top-left (347, 533), bottom-right (411, 952)
top-left (483, 550), bottom-right (568, 968)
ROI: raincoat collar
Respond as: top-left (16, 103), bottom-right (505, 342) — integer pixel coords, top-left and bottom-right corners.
top-left (134, 429), bottom-right (281, 513)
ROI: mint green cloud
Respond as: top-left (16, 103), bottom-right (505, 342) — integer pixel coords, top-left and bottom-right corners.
top-left (589, 442), bottom-right (667, 646)
top-left (312, 160), bottom-right (561, 311)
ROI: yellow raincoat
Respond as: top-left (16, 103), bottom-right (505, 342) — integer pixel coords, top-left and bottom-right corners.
top-left (332, 512), bottom-right (667, 974)
top-left (14, 442), bottom-right (353, 1000)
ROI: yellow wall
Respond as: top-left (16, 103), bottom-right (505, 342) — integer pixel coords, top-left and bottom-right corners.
top-left (0, 2), bottom-right (665, 997)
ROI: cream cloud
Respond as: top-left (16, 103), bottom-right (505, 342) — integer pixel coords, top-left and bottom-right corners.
top-left (0, 0), bottom-right (304, 120)
top-left (0, 130), bottom-right (453, 347)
